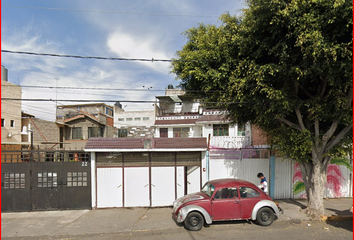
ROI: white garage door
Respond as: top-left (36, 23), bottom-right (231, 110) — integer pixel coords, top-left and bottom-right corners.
top-left (97, 167), bottom-right (123, 208)
top-left (124, 167), bottom-right (150, 207)
top-left (176, 166), bottom-right (185, 199)
top-left (151, 167), bottom-right (175, 206)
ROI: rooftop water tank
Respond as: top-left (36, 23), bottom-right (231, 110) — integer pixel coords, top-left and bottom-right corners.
top-left (1, 65), bottom-right (8, 81)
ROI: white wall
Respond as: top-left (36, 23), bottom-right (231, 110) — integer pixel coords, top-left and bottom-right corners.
top-left (114, 110), bottom-right (155, 128)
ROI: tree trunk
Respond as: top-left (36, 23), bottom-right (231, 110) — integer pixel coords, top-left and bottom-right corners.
top-left (299, 155), bottom-right (328, 218)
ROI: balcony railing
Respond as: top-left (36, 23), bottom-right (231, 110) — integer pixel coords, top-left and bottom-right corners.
top-left (210, 136), bottom-right (251, 149)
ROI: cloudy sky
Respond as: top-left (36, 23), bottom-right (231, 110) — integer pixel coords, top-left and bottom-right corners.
top-left (1, 0), bottom-right (246, 121)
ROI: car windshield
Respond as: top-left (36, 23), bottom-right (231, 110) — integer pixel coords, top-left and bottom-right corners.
top-left (201, 182), bottom-right (215, 197)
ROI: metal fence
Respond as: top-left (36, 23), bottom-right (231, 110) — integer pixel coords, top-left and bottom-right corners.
top-left (1, 150), bottom-right (90, 163)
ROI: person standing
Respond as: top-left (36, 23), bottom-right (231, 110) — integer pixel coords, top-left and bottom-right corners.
top-left (257, 172), bottom-right (268, 194)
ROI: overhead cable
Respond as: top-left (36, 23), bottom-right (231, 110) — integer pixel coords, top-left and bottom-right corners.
top-left (1, 5), bottom-right (230, 18)
top-left (1, 50), bottom-right (175, 62)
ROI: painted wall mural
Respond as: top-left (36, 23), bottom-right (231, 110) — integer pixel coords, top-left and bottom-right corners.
top-left (293, 158), bottom-right (352, 198)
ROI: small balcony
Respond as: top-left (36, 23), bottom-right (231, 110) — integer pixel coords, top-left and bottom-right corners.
top-left (210, 136), bottom-right (251, 149)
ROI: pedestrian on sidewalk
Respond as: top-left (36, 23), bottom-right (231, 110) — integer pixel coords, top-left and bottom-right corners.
top-left (257, 172), bottom-right (268, 194)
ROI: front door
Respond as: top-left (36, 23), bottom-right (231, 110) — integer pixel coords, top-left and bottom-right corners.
top-left (212, 187), bottom-right (241, 220)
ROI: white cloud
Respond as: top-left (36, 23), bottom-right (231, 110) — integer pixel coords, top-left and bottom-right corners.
top-left (107, 31), bottom-right (172, 73)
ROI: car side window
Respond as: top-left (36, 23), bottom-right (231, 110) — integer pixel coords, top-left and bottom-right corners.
top-left (214, 187), bottom-right (238, 200)
top-left (239, 187), bottom-right (260, 198)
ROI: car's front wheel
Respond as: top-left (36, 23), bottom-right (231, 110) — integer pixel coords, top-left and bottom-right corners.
top-left (184, 212), bottom-right (204, 231)
top-left (256, 207), bottom-right (274, 226)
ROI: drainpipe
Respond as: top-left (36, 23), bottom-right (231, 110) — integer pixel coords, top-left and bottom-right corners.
top-left (206, 134), bottom-right (211, 181)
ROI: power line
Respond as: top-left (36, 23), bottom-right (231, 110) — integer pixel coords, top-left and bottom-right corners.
top-left (1, 50), bottom-right (175, 62)
top-left (1, 5), bottom-right (236, 18)
top-left (1, 84), bottom-right (226, 93)
top-left (2, 85), bottom-right (166, 92)
top-left (1, 97), bottom-right (248, 104)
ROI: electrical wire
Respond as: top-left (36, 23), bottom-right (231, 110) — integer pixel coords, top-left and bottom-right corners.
top-left (1, 5), bottom-right (223, 18)
top-left (1, 50), bottom-right (180, 62)
top-left (1, 5), bottom-right (244, 18)
top-left (1, 97), bottom-right (249, 104)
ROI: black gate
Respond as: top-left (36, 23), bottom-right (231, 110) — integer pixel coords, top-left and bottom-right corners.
top-left (1, 161), bottom-right (91, 212)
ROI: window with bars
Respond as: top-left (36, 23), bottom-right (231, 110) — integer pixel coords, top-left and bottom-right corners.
top-left (213, 124), bottom-right (229, 136)
top-left (173, 127), bottom-right (189, 138)
top-left (37, 172), bottom-right (57, 188)
top-left (3, 173), bottom-right (26, 189)
top-left (160, 128), bottom-right (168, 138)
top-left (118, 129), bottom-right (128, 137)
top-left (67, 172), bottom-right (88, 187)
top-left (72, 127), bottom-right (82, 140)
top-left (88, 127), bottom-right (104, 138)
top-left (238, 124), bottom-right (246, 136)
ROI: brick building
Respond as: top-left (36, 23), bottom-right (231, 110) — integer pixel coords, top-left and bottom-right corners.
top-left (56, 103), bottom-right (116, 150)
top-left (1, 66), bottom-right (22, 143)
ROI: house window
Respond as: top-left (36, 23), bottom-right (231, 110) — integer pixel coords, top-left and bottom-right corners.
top-left (10, 120), bottom-right (14, 127)
top-left (134, 117), bottom-right (141, 121)
top-left (105, 107), bottom-right (113, 116)
top-left (3, 173), bottom-right (26, 189)
top-left (67, 172), bottom-right (88, 187)
top-left (118, 118), bottom-right (124, 121)
top-left (238, 124), bottom-right (246, 136)
top-left (143, 117), bottom-right (149, 121)
top-left (72, 127), bottom-right (82, 140)
top-left (160, 128), bottom-right (168, 138)
top-left (88, 127), bottom-right (104, 138)
top-left (173, 127), bottom-right (189, 138)
top-left (1, 119), bottom-right (4, 127)
top-left (213, 124), bottom-right (229, 136)
top-left (37, 172), bottom-right (57, 188)
top-left (126, 118), bottom-right (133, 121)
top-left (118, 129), bottom-right (128, 137)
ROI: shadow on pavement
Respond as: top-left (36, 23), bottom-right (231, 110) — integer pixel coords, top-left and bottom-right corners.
top-left (326, 208), bottom-right (352, 216)
top-left (276, 199), bottom-right (307, 209)
top-left (326, 220), bottom-right (353, 232)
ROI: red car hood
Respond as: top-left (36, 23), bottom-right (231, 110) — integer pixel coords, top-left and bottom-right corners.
top-left (173, 192), bottom-right (209, 212)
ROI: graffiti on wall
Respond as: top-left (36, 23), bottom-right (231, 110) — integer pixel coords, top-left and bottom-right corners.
top-left (293, 158), bottom-right (352, 198)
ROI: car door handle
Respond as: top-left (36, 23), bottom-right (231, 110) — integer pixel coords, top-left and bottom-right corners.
top-left (234, 201), bottom-right (239, 204)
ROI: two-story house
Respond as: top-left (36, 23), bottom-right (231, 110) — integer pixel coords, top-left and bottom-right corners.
top-left (56, 103), bottom-right (116, 150)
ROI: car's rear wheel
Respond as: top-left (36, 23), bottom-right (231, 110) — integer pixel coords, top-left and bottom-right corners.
top-left (184, 212), bottom-right (204, 231)
top-left (256, 207), bottom-right (274, 226)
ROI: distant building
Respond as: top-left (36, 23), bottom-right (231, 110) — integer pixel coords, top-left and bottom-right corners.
top-left (56, 103), bottom-right (116, 150)
top-left (1, 65), bottom-right (22, 144)
top-left (113, 102), bottom-right (155, 138)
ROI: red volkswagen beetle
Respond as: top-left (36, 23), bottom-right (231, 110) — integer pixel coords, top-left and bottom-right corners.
top-left (173, 178), bottom-right (282, 231)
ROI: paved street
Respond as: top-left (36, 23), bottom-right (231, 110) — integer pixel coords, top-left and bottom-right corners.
top-left (1, 198), bottom-right (352, 240)
top-left (2, 220), bottom-right (352, 240)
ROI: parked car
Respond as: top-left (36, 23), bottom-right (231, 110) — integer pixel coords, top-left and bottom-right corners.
top-left (172, 178), bottom-right (283, 231)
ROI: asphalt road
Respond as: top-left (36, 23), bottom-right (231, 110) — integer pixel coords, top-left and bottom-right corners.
top-left (2, 220), bottom-right (352, 240)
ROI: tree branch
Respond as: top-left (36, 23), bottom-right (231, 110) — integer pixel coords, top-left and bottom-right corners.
top-left (314, 120), bottom-right (319, 148)
top-left (320, 78), bottom-right (327, 97)
top-left (324, 124), bottom-right (353, 152)
top-left (299, 85), bottom-right (315, 99)
top-left (295, 109), bottom-right (306, 131)
top-left (322, 120), bottom-right (338, 141)
top-left (277, 118), bottom-right (301, 131)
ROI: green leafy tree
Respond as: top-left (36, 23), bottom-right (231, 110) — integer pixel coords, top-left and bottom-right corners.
top-left (171, 0), bottom-right (352, 217)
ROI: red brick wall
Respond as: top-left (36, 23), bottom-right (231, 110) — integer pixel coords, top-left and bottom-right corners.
top-left (251, 125), bottom-right (271, 146)
top-left (106, 116), bottom-right (113, 127)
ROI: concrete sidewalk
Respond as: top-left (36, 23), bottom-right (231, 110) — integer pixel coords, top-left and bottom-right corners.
top-left (1, 198), bottom-right (352, 238)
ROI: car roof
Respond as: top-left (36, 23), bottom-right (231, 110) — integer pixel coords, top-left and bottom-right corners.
top-left (208, 178), bottom-right (256, 188)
